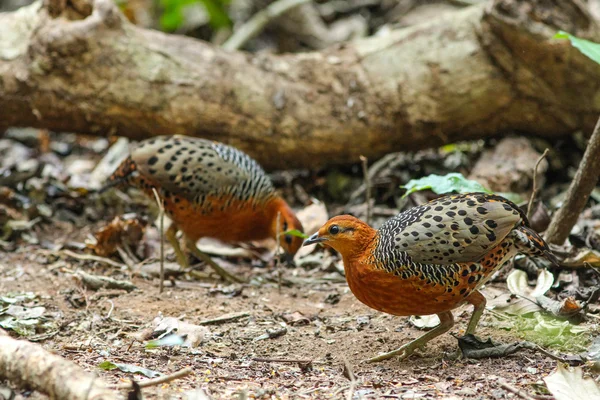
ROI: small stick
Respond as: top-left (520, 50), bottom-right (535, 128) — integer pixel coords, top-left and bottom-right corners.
top-left (151, 188), bottom-right (165, 294)
top-left (342, 357), bottom-right (357, 400)
top-left (359, 155), bottom-right (372, 225)
top-left (276, 211), bottom-right (282, 294)
top-left (498, 379), bottom-right (536, 400)
top-left (75, 271), bottom-right (137, 292)
top-left (222, 0), bottom-right (311, 51)
top-left (62, 250), bottom-right (127, 269)
top-left (198, 312), bottom-right (250, 325)
top-left (545, 115), bottom-right (600, 244)
top-left (527, 148), bottom-right (549, 220)
top-left (116, 246), bottom-right (137, 269)
top-left (116, 366), bottom-right (193, 389)
top-left (101, 299), bottom-right (114, 319)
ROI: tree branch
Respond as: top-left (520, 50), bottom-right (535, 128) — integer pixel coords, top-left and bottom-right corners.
top-left (545, 115), bottom-right (600, 245)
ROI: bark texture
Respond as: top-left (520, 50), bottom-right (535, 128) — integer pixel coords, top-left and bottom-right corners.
top-left (0, 334), bottom-right (119, 400)
top-left (0, 0), bottom-right (600, 169)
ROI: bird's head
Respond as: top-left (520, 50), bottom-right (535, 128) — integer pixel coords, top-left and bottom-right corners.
top-left (269, 198), bottom-right (305, 261)
top-left (303, 215), bottom-right (375, 258)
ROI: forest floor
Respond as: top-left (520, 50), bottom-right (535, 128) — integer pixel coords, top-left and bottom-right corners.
top-left (1, 249), bottom-right (561, 400)
top-left (0, 132), bottom-right (598, 399)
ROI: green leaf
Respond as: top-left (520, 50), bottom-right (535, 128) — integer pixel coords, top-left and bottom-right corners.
top-left (98, 361), bottom-right (119, 371)
top-left (98, 361), bottom-right (163, 378)
top-left (401, 173), bottom-right (491, 199)
top-left (281, 229), bottom-right (308, 239)
top-left (145, 334), bottom-right (185, 349)
top-left (554, 31), bottom-right (600, 65)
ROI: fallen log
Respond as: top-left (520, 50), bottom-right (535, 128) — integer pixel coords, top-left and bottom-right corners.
top-left (0, 332), bottom-right (119, 400)
top-left (0, 0), bottom-right (599, 169)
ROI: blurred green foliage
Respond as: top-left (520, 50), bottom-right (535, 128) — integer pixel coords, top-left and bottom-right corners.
top-left (159, 0), bottom-right (231, 31)
top-left (115, 0), bottom-right (232, 31)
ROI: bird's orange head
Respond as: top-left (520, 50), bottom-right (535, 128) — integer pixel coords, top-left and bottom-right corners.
top-left (302, 215), bottom-right (376, 259)
top-left (268, 197), bottom-right (305, 260)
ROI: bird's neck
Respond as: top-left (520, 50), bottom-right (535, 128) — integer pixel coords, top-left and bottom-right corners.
top-left (339, 227), bottom-right (378, 265)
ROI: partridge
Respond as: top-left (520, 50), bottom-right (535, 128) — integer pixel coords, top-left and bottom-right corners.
top-left (105, 135), bottom-right (304, 282)
top-left (304, 193), bottom-right (557, 362)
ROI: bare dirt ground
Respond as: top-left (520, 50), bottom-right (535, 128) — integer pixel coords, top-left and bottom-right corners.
top-left (1, 245), bottom-right (560, 399)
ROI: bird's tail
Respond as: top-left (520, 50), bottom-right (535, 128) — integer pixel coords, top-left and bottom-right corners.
top-left (99, 156), bottom-right (137, 194)
top-left (512, 225), bottom-right (559, 266)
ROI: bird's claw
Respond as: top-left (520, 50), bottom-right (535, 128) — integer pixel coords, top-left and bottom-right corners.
top-left (363, 344), bottom-right (417, 364)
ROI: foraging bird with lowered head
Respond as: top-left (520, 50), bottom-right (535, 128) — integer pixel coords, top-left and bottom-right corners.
top-left (105, 135), bottom-right (304, 282)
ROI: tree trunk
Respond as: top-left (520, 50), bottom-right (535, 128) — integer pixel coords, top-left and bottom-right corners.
top-left (0, 0), bottom-right (599, 169)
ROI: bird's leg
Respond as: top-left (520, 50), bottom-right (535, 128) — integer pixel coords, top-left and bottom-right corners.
top-left (464, 290), bottom-right (486, 335)
top-left (165, 224), bottom-right (190, 269)
top-left (185, 238), bottom-right (246, 284)
top-left (365, 311), bottom-right (454, 363)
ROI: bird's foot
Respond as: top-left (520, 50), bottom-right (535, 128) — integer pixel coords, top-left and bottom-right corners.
top-left (186, 240), bottom-right (246, 284)
top-left (364, 341), bottom-right (423, 363)
top-left (205, 259), bottom-right (246, 284)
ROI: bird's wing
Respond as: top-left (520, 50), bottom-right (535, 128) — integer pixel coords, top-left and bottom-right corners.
top-left (379, 193), bottom-right (524, 265)
top-left (131, 136), bottom-right (257, 201)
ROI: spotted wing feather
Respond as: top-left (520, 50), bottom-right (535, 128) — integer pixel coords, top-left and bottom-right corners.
top-left (378, 193), bottom-right (524, 265)
top-left (131, 135), bottom-right (272, 202)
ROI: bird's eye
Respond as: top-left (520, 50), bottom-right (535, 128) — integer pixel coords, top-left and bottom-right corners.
top-left (329, 225), bottom-right (340, 235)
top-left (283, 221), bottom-right (288, 232)
top-left (284, 235), bottom-right (292, 244)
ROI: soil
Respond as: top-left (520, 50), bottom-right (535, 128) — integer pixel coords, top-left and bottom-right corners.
top-left (1, 245), bottom-right (558, 400)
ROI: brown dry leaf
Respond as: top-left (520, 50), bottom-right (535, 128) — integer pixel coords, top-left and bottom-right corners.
top-left (536, 296), bottom-right (583, 319)
top-left (88, 215), bottom-right (147, 257)
top-left (561, 248), bottom-right (600, 268)
top-left (543, 364), bottom-right (600, 400)
top-left (282, 311), bottom-right (311, 326)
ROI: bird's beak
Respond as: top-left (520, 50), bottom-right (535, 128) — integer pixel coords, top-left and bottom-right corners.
top-left (303, 233), bottom-right (327, 246)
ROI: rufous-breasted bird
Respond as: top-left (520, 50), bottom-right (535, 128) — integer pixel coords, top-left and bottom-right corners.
top-left (303, 193), bottom-right (557, 362)
top-left (105, 135), bottom-right (304, 283)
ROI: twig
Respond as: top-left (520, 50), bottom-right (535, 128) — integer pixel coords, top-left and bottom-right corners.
top-left (197, 312), bottom-right (250, 325)
top-left (61, 249), bottom-right (127, 269)
top-left (151, 188), bottom-right (165, 294)
top-left (275, 211), bottom-right (284, 293)
top-left (101, 299), bottom-right (114, 319)
top-left (342, 357), bottom-right (357, 400)
top-left (527, 148), bottom-right (549, 220)
top-left (222, 0), bottom-right (311, 51)
top-left (545, 115), bottom-right (600, 244)
top-left (117, 366), bottom-right (193, 390)
top-left (498, 379), bottom-right (536, 400)
top-left (359, 155), bottom-right (372, 225)
top-left (75, 271), bottom-right (137, 292)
